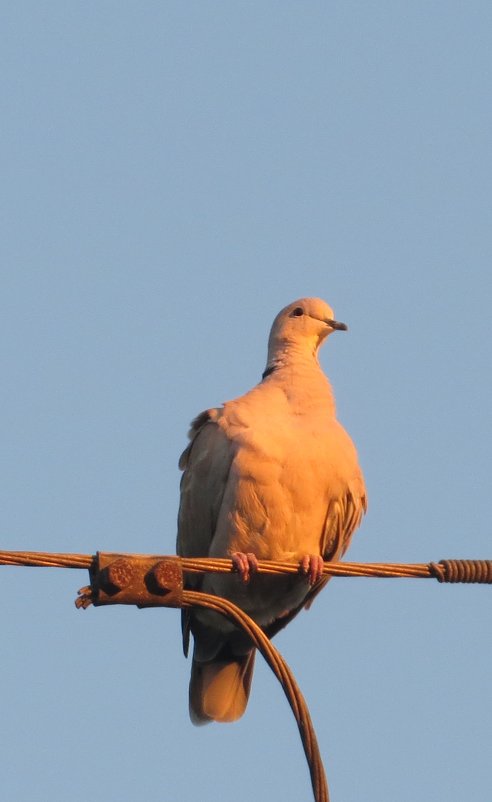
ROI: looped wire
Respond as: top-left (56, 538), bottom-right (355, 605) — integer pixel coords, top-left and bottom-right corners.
top-left (183, 590), bottom-right (329, 802)
top-left (1, 548), bottom-right (490, 802)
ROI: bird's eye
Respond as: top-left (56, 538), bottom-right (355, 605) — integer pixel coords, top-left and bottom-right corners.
top-left (291, 307), bottom-right (304, 317)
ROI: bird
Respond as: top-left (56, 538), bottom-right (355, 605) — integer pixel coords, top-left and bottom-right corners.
top-left (176, 297), bottom-right (366, 725)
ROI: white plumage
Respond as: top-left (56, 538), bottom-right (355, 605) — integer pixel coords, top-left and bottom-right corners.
top-left (177, 297), bottom-right (366, 724)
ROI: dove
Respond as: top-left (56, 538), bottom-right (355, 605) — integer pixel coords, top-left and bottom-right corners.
top-left (177, 297), bottom-right (366, 724)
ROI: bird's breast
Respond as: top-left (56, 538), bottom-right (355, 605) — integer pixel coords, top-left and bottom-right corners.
top-left (210, 411), bottom-right (350, 562)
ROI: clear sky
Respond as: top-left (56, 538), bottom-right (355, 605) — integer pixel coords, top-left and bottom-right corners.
top-left (1, 3), bottom-right (491, 801)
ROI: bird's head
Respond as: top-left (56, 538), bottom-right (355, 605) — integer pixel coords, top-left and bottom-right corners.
top-left (267, 297), bottom-right (347, 360)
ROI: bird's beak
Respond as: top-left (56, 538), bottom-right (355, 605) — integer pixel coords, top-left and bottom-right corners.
top-left (325, 318), bottom-right (348, 332)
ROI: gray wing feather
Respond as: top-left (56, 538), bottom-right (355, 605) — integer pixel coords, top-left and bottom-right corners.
top-left (177, 408), bottom-right (233, 560)
top-left (176, 409), bottom-right (234, 655)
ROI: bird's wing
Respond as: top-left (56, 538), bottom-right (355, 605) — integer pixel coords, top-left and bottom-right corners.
top-left (177, 408), bottom-right (234, 655)
top-left (264, 471), bottom-right (367, 640)
top-left (304, 479), bottom-right (367, 598)
top-left (177, 408), bottom-right (234, 558)
top-left (321, 481), bottom-right (368, 561)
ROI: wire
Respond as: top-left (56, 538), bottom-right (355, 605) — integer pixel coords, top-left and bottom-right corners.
top-left (183, 590), bottom-right (329, 802)
top-left (1, 551), bottom-right (491, 582)
top-left (1, 549), bottom-right (490, 802)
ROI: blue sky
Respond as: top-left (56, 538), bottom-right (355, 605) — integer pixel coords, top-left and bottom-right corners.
top-left (1, 3), bottom-right (491, 801)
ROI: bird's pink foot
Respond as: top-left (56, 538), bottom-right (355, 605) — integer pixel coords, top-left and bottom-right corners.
top-left (299, 554), bottom-right (325, 585)
top-left (231, 552), bottom-right (259, 583)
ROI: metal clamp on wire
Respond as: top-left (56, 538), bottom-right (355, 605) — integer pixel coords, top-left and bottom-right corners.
top-left (76, 552), bottom-right (183, 609)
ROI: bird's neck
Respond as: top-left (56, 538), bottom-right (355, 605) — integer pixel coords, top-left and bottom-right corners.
top-left (262, 345), bottom-right (336, 413)
top-left (264, 339), bottom-right (322, 373)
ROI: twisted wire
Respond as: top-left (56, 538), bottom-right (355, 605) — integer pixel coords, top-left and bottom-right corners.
top-left (0, 550), bottom-right (93, 568)
top-left (1, 550), bottom-right (491, 582)
top-left (183, 589), bottom-right (329, 802)
top-left (1, 548), bottom-right (490, 802)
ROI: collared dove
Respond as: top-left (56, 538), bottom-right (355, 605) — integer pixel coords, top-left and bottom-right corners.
top-left (177, 297), bottom-right (366, 725)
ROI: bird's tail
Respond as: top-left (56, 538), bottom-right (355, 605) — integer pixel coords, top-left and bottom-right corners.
top-left (189, 650), bottom-right (256, 725)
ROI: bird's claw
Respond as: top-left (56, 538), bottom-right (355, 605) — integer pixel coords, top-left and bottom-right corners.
top-left (231, 552), bottom-right (259, 583)
top-left (299, 555), bottom-right (325, 586)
